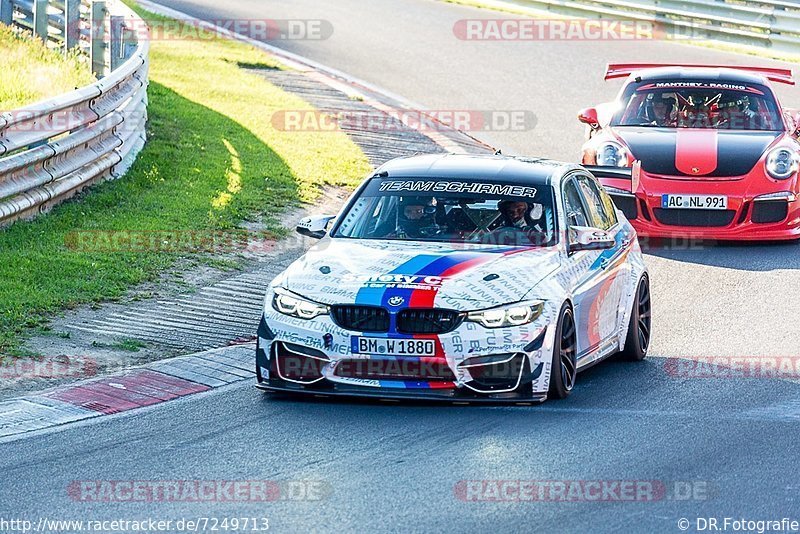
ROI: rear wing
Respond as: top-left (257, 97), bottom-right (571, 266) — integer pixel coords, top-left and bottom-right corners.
top-left (604, 63), bottom-right (795, 85)
top-left (583, 166), bottom-right (632, 180)
top-left (585, 162), bottom-right (642, 193)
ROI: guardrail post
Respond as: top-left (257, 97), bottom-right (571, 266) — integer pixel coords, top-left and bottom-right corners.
top-left (0, 0), bottom-right (12, 26)
top-left (90, 0), bottom-right (107, 78)
top-left (123, 17), bottom-right (138, 59)
top-left (64, 0), bottom-right (80, 51)
top-left (110, 14), bottom-right (123, 70)
top-left (32, 0), bottom-right (48, 41)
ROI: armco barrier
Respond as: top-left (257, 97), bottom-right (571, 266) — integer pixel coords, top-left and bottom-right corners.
top-left (515, 0), bottom-right (800, 54)
top-left (0, 0), bottom-right (148, 226)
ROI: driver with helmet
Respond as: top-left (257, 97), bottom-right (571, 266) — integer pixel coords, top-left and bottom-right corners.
top-left (648, 94), bottom-right (676, 127)
top-left (395, 197), bottom-right (439, 238)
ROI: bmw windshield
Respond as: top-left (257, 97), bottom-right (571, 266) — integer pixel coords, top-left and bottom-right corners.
top-left (331, 177), bottom-right (557, 247)
top-left (611, 81), bottom-right (784, 131)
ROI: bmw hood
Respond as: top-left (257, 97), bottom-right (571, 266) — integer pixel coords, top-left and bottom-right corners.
top-left (612, 127), bottom-right (781, 178)
top-left (278, 239), bottom-right (561, 310)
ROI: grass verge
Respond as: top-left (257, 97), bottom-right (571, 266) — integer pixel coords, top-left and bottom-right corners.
top-left (0, 3), bottom-right (371, 356)
top-left (0, 25), bottom-right (95, 109)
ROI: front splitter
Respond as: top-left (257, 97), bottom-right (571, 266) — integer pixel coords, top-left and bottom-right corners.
top-left (256, 383), bottom-right (547, 405)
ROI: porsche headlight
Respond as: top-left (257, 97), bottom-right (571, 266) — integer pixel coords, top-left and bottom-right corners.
top-left (596, 141), bottom-right (629, 167)
top-left (765, 148), bottom-right (799, 180)
top-left (466, 300), bottom-right (544, 328)
top-left (272, 287), bottom-right (329, 320)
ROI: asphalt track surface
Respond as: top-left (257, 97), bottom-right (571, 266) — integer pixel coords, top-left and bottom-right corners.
top-left (2, 1), bottom-right (800, 532)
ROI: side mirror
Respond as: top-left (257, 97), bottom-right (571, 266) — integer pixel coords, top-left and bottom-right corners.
top-left (296, 215), bottom-right (335, 239)
top-left (785, 109), bottom-right (800, 136)
top-left (568, 226), bottom-right (615, 253)
top-left (578, 107), bottom-right (600, 130)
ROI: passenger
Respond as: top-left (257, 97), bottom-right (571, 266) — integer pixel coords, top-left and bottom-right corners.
top-left (498, 200), bottom-right (543, 232)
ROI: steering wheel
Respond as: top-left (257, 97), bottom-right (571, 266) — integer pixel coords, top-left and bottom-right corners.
top-left (417, 224), bottom-right (444, 238)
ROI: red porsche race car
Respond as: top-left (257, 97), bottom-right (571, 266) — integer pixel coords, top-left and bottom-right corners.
top-left (579, 63), bottom-right (800, 241)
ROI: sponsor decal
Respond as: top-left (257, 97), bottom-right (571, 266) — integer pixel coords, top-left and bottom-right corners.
top-left (344, 273), bottom-right (443, 291)
top-left (641, 82), bottom-right (763, 94)
top-left (377, 180), bottom-right (537, 198)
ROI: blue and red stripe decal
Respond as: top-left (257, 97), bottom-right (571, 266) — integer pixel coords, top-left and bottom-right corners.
top-left (354, 248), bottom-right (528, 309)
top-left (348, 248), bottom-right (532, 388)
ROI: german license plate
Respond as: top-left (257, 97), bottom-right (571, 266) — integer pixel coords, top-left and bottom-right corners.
top-left (661, 194), bottom-right (727, 210)
top-left (352, 337), bottom-right (435, 357)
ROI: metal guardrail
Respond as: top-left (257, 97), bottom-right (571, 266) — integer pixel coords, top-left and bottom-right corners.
top-left (517, 0), bottom-right (800, 54)
top-left (1, 0), bottom-right (138, 78)
top-left (0, 0), bottom-right (148, 226)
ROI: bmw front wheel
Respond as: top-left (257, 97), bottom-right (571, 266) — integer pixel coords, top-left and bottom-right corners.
top-left (548, 304), bottom-right (577, 400)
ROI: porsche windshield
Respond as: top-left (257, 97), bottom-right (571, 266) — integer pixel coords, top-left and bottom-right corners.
top-left (332, 177), bottom-right (557, 246)
top-left (611, 81), bottom-right (784, 131)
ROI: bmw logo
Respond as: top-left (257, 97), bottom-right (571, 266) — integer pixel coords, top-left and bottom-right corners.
top-left (388, 296), bottom-right (405, 307)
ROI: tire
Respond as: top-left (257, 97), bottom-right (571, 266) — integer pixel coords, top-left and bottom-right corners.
top-left (620, 275), bottom-right (652, 361)
top-left (548, 304), bottom-right (578, 400)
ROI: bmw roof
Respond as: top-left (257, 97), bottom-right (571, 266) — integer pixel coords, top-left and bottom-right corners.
top-left (372, 153), bottom-right (570, 185)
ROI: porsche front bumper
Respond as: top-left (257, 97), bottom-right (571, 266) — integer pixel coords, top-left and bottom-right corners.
top-left (603, 176), bottom-right (800, 242)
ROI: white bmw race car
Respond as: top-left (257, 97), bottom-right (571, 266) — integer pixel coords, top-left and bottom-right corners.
top-left (256, 154), bottom-right (650, 403)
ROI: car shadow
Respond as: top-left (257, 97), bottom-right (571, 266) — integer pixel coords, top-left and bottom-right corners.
top-left (641, 237), bottom-right (800, 271)
top-left (255, 353), bottom-right (800, 416)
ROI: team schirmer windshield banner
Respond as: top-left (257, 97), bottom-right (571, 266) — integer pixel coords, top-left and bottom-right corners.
top-left (376, 180), bottom-right (537, 198)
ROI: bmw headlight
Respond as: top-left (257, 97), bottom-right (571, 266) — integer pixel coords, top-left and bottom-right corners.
top-left (272, 287), bottom-right (329, 320)
top-left (466, 300), bottom-right (544, 328)
top-left (765, 148), bottom-right (799, 180)
top-left (596, 141), bottom-right (629, 167)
